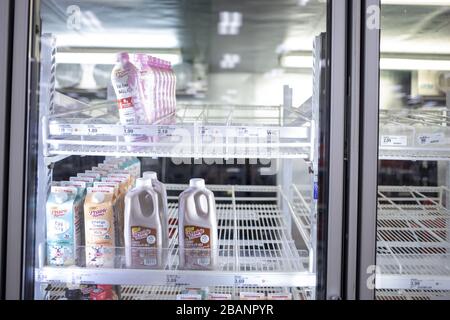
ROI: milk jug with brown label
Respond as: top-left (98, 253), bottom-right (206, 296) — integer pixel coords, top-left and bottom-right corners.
top-left (142, 171), bottom-right (169, 250)
top-left (178, 178), bottom-right (218, 270)
top-left (124, 178), bottom-right (163, 269)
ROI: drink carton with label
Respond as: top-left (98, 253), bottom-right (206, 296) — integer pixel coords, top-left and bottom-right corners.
top-left (46, 185), bottom-right (84, 266)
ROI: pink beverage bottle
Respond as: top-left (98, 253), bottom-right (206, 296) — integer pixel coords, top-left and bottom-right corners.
top-left (168, 62), bottom-right (176, 123)
top-left (131, 54), bottom-right (156, 125)
top-left (161, 61), bottom-right (170, 124)
top-left (111, 52), bottom-right (148, 146)
top-left (148, 57), bottom-right (162, 122)
top-left (156, 58), bottom-right (167, 122)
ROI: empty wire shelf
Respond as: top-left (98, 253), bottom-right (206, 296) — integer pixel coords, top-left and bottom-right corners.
top-left (376, 186), bottom-right (450, 290)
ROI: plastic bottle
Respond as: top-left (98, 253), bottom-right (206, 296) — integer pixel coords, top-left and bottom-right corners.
top-left (131, 54), bottom-right (156, 125)
top-left (142, 171), bottom-right (169, 252)
top-left (178, 178), bottom-right (218, 270)
top-left (124, 178), bottom-right (163, 268)
top-left (111, 52), bottom-right (148, 145)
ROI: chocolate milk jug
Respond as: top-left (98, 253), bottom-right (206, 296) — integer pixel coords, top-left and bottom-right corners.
top-left (142, 171), bottom-right (169, 250)
top-left (124, 178), bottom-right (163, 268)
top-left (178, 178), bottom-right (218, 270)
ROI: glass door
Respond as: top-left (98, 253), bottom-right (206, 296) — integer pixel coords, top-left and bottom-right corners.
top-left (375, 0), bottom-right (450, 300)
top-left (5, 0), bottom-right (349, 300)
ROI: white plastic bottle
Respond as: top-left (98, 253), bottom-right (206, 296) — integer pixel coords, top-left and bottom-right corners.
top-left (124, 178), bottom-right (163, 269)
top-left (142, 171), bottom-right (169, 251)
top-left (111, 52), bottom-right (148, 145)
top-left (178, 178), bottom-right (218, 270)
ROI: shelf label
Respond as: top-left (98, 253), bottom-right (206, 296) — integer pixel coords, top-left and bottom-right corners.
top-left (409, 279), bottom-right (434, 290)
top-left (381, 135), bottom-right (407, 146)
top-left (166, 274), bottom-right (189, 286)
top-left (417, 133), bottom-right (444, 145)
top-left (234, 275), bottom-right (266, 286)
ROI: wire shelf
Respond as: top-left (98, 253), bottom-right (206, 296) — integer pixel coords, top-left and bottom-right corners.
top-left (44, 94), bottom-right (313, 160)
top-left (36, 184), bottom-right (315, 287)
top-left (376, 186), bottom-right (450, 290)
top-left (376, 289), bottom-right (450, 301)
top-left (44, 284), bottom-right (312, 300)
top-left (379, 108), bottom-right (450, 161)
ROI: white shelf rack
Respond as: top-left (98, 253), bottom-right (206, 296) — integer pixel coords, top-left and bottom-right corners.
top-left (379, 108), bottom-right (450, 161)
top-left (376, 289), bottom-right (450, 301)
top-left (44, 284), bottom-right (312, 300)
top-left (43, 94), bottom-right (313, 161)
top-left (376, 186), bottom-right (450, 290)
top-left (36, 184), bottom-right (315, 288)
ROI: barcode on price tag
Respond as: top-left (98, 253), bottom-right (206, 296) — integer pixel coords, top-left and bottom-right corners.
top-left (417, 133), bottom-right (445, 145)
top-left (381, 135), bottom-right (407, 146)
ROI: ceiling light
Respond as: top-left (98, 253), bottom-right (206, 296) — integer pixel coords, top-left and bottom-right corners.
top-left (218, 11), bottom-right (242, 35)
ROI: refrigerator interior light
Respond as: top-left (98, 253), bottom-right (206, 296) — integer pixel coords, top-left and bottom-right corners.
top-left (281, 52), bottom-right (450, 71)
top-left (280, 53), bottom-right (313, 69)
top-left (55, 51), bottom-right (183, 66)
top-left (380, 58), bottom-right (450, 71)
top-left (382, 0), bottom-right (450, 6)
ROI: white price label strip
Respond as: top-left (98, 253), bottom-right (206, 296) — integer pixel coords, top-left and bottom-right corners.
top-left (381, 135), bottom-right (407, 146)
top-left (234, 275), bottom-right (266, 286)
top-left (417, 133), bottom-right (444, 145)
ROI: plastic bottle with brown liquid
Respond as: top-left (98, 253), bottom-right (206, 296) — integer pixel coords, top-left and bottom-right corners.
top-left (142, 171), bottom-right (169, 251)
top-left (124, 178), bottom-right (163, 269)
top-left (178, 178), bottom-right (218, 270)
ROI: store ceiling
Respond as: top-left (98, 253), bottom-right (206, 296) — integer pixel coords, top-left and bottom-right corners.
top-left (40, 0), bottom-right (450, 72)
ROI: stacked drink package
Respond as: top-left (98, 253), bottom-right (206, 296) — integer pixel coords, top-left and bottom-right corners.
top-left (110, 52), bottom-right (177, 144)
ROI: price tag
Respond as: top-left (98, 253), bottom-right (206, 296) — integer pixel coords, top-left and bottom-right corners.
top-left (234, 275), bottom-right (266, 286)
top-left (417, 133), bottom-right (444, 145)
top-left (86, 125), bottom-right (100, 135)
top-left (52, 124), bottom-right (73, 136)
top-left (409, 279), bottom-right (433, 290)
top-left (166, 274), bottom-right (189, 286)
top-left (381, 135), bottom-right (407, 146)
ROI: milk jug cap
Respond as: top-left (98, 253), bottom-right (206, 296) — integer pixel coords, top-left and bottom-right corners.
top-left (54, 192), bottom-right (68, 204)
top-left (135, 178), bottom-right (147, 188)
top-left (92, 192), bottom-right (105, 204)
top-left (143, 171), bottom-right (157, 180)
top-left (189, 178), bottom-right (205, 188)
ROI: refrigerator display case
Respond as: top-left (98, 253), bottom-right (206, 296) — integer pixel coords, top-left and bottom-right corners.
top-left (373, 1), bottom-right (450, 300)
top-left (3, 0), bottom-right (355, 300)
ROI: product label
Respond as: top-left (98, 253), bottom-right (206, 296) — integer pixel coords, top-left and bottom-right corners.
top-left (417, 133), bottom-right (444, 145)
top-left (380, 135), bottom-right (407, 146)
top-left (130, 226), bottom-right (159, 268)
top-left (86, 245), bottom-right (114, 268)
top-left (47, 242), bottom-right (75, 266)
top-left (183, 226), bottom-right (212, 269)
top-left (184, 226), bottom-right (211, 248)
top-left (131, 226), bottom-right (157, 247)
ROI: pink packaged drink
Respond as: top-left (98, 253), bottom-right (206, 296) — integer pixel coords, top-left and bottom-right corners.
top-left (167, 61), bottom-right (176, 124)
top-left (111, 52), bottom-right (149, 147)
top-left (148, 57), bottom-right (166, 123)
top-left (130, 54), bottom-right (156, 125)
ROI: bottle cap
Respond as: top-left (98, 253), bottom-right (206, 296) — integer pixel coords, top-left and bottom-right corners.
top-left (116, 52), bottom-right (129, 63)
top-left (54, 192), bottom-right (68, 204)
top-left (189, 178), bottom-right (205, 188)
top-left (143, 171), bottom-right (157, 180)
top-left (135, 178), bottom-right (146, 188)
top-left (92, 192), bottom-right (105, 204)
